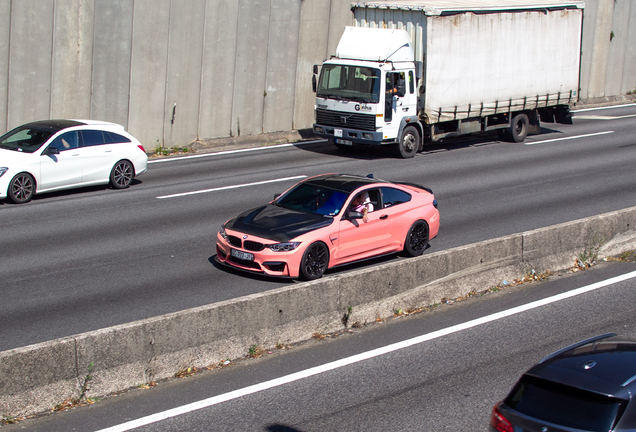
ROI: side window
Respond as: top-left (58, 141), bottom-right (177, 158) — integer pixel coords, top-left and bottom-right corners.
top-left (380, 187), bottom-right (412, 208)
top-left (103, 131), bottom-right (131, 144)
top-left (80, 130), bottom-right (107, 147)
top-left (48, 131), bottom-right (79, 152)
top-left (409, 71), bottom-right (415, 94)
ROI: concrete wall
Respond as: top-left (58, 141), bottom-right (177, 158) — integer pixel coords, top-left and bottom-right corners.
top-left (2, 206), bottom-right (636, 418)
top-left (0, 0), bottom-right (633, 148)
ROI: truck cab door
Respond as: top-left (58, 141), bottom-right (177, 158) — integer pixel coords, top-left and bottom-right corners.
top-left (384, 72), bottom-right (407, 135)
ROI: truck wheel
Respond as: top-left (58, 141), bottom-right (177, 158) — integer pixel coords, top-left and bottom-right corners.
top-left (396, 126), bottom-right (419, 158)
top-left (510, 113), bottom-right (529, 142)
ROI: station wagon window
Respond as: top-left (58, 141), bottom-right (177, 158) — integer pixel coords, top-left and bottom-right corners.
top-left (80, 130), bottom-right (131, 147)
top-left (380, 187), bottom-right (411, 208)
top-left (48, 131), bottom-right (79, 151)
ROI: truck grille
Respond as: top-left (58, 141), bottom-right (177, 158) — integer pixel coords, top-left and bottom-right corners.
top-left (316, 108), bottom-right (376, 131)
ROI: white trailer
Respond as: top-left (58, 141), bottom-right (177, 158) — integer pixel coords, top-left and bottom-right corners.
top-left (312, 0), bottom-right (585, 158)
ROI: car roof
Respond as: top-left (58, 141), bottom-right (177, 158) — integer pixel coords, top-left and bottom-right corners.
top-left (20, 119), bottom-right (124, 133)
top-left (525, 334), bottom-right (636, 398)
top-left (21, 119), bottom-right (87, 132)
top-left (303, 174), bottom-right (387, 193)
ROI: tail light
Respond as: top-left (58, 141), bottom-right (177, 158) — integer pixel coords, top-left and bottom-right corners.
top-left (490, 404), bottom-right (513, 432)
top-left (138, 145), bottom-right (146, 153)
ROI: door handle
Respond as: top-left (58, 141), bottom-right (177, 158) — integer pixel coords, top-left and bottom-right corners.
top-left (380, 214), bottom-right (388, 220)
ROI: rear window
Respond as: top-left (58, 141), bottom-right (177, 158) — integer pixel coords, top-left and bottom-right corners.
top-left (506, 375), bottom-right (627, 432)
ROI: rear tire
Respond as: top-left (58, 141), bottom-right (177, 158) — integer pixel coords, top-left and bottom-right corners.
top-left (110, 160), bottom-right (134, 189)
top-left (404, 220), bottom-right (429, 257)
top-left (395, 126), bottom-right (419, 158)
top-left (8, 173), bottom-right (35, 204)
top-left (509, 113), bottom-right (529, 142)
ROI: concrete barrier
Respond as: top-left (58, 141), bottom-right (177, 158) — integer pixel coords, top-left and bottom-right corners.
top-left (2, 207), bottom-right (636, 417)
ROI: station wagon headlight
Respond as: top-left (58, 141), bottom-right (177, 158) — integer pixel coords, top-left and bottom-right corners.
top-left (267, 242), bottom-right (301, 252)
top-left (0, 167), bottom-right (7, 178)
top-left (219, 225), bottom-right (228, 240)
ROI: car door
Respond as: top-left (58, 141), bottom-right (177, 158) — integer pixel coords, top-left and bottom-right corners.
top-left (38, 131), bottom-right (83, 191)
top-left (335, 188), bottom-right (393, 263)
top-left (79, 130), bottom-right (127, 183)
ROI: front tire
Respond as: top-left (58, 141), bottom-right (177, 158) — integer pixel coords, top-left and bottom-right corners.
top-left (110, 160), bottom-right (134, 189)
top-left (395, 126), bottom-right (419, 158)
top-left (8, 173), bottom-right (35, 204)
top-left (404, 220), bottom-right (429, 257)
top-left (299, 242), bottom-right (329, 280)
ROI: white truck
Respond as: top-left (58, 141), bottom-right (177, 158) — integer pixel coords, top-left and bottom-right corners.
top-left (312, 0), bottom-right (585, 158)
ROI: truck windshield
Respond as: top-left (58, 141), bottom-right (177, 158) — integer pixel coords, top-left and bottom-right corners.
top-left (317, 65), bottom-right (380, 103)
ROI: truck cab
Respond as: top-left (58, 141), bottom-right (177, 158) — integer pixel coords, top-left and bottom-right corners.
top-left (312, 27), bottom-right (421, 158)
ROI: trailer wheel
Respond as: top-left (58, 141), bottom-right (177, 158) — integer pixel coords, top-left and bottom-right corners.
top-left (396, 126), bottom-right (419, 158)
top-left (509, 113), bottom-right (529, 142)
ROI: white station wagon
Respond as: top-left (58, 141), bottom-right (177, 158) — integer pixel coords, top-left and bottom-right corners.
top-left (0, 119), bottom-right (148, 203)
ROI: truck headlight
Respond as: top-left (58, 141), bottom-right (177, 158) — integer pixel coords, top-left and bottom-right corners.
top-left (267, 242), bottom-right (301, 252)
top-left (363, 133), bottom-right (373, 140)
top-left (314, 126), bottom-right (324, 134)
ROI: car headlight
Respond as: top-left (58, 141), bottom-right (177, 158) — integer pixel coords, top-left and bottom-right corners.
top-left (219, 226), bottom-right (228, 240)
top-left (267, 242), bottom-right (301, 252)
top-left (0, 167), bottom-right (7, 178)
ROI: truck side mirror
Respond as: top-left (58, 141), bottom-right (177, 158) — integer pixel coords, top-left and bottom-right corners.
top-left (312, 74), bottom-right (317, 93)
top-left (313, 64), bottom-right (318, 74)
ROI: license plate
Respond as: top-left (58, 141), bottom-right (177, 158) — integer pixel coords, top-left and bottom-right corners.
top-left (335, 139), bottom-right (352, 145)
top-left (334, 128), bottom-right (343, 137)
top-left (231, 249), bottom-right (254, 261)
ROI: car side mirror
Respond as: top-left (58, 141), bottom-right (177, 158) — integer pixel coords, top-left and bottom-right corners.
top-left (45, 147), bottom-right (59, 155)
top-left (348, 211), bottom-right (364, 220)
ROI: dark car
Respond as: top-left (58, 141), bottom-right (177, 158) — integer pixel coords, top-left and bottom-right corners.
top-left (491, 333), bottom-right (636, 432)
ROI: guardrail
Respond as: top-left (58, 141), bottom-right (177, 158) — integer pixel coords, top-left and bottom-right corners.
top-left (2, 206), bottom-right (636, 417)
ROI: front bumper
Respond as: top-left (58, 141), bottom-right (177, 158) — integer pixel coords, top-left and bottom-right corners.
top-left (313, 124), bottom-right (383, 146)
top-left (216, 231), bottom-right (304, 278)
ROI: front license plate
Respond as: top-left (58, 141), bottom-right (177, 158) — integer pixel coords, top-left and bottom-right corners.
top-left (231, 249), bottom-right (254, 261)
top-left (335, 139), bottom-right (352, 145)
top-left (334, 128), bottom-right (343, 137)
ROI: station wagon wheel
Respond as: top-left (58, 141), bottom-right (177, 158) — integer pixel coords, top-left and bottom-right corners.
top-left (404, 220), bottom-right (429, 257)
top-left (110, 160), bottom-right (134, 189)
top-left (8, 173), bottom-right (35, 204)
top-left (300, 242), bottom-right (329, 280)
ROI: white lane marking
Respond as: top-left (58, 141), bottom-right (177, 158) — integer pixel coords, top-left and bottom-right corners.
top-left (156, 176), bottom-right (307, 199)
top-left (525, 130), bottom-right (614, 145)
top-left (574, 103), bottom-right (636, 112)
top-left (95, 269), bottom-right (636, 432)
top-left (148, 141), bottom-right (325, 164)
top-left (574, 114), bottom-right (636, 120)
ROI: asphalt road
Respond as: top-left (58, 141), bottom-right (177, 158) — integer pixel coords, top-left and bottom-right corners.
top-left (1, 104), bottom-right (635, 351)
top-left (8, 258), bottom-right (636, 431)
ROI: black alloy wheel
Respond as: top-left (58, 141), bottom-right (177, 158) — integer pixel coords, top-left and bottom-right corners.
top-left (300, 242), bottom-right (329, 280)
top-left (404, 220), bottom-right (429, 257)
top-left (8, 173), bottom-right (35, 204)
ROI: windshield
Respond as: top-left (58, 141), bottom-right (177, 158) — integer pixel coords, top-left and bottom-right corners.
top-left (317, 64), bottom-right (381, 103)
top-left (0, 126), bottom-right (53, 153)
top-left (276, 183), bottom-right (349, 217)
